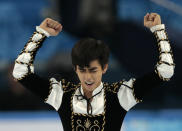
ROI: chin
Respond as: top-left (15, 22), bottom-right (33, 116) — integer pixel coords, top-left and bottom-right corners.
top-left (84, 85), bottom-right (95, 92)
top-left (85, 87), bottom-right (94, 92)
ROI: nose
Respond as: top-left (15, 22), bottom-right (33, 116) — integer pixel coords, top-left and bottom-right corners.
top-left (84, 72), bottom-right (92, 81)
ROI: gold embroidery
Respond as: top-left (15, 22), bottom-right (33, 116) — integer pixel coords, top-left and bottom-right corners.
top-left (90, 120), bottom-right (100, 131)
top-left (14, 61), bottom-right (34, 81)
top-left (84, 119), bottom-right (91, 129)
top-left (44, 79), bottom-right (59, 102)
top-left (75, 119), bottom-right (100, 131)
top-left (153, 28), bottom-right (175, 81)
top-left (130, 79), bottom-right (142, 103)
top-left (14, 31), bottom-right (46, 81)
top-left (71, 85), bottom-right (106, 131)
top-left (105, 80), bottom-right (142, 103)
top-left (76, 120), bottom-right (85, 131)
top-left (63, 82), bottom-right (79, 93)
top-left (104, 81), bottom-right (122, 93)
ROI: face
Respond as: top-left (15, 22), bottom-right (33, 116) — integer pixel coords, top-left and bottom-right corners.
top-left (75, 60), bottom-right (108, 93)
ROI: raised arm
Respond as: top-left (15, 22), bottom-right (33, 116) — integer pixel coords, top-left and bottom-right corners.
top-left (144, 13), bottom-right (174, 81)
top-left (12, 18), bottom-right (63, 109)
top-left (117, 13), bottom-right (175, 111)
top-left (132, 13), bottom-right (175, 99)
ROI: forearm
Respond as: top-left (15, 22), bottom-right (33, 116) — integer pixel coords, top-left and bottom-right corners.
top-left (151, 24), bottom-right (175, 81)
top-left (133, 24), bottom-right (175, 100)
top-left (12, 27), bottom-right (51, 100)
top-left (12, 19), bottom-right (65, 111)
top-left (13, 27), bottom-right (49, 80)
top-left (117, 13), bottom-right (175, 110)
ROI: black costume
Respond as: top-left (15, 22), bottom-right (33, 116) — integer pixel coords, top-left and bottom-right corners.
top-left (13, 25), bottom-right (174, 131)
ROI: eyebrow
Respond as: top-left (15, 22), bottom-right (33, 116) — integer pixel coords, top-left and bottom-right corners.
top-left (78, 67), bottom-right (98, 70)
top-left (88, 67), bottom-right (98, 70)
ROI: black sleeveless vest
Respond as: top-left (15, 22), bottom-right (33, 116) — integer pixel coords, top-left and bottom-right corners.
top-left (58, 81), bottom-right (127, 131)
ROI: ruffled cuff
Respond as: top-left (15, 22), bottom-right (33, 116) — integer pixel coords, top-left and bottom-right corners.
top-left (150, 24), bottom-right (165, 33)
top-left (36, 26), bottom-right (50, 37)
top-left (152, 24), bottom-right (175, 81)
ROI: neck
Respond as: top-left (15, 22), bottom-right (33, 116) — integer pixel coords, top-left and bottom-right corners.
top-left (82, 82), bottom-right (102, 99)
top-left (83, 89), bottom-right (93, 99)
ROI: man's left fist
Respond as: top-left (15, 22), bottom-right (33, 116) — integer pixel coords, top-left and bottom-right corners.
top-left (144, 13), bottom-right (161, 28)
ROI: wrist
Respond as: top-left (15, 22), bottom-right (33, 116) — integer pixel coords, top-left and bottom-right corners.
top-left (150, 24), bottom-right (165, 33)
top-left (36, 26), bottom-right (50, 37)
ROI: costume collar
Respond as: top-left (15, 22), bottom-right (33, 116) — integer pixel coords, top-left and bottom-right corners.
top-left (80, 82), bottom-right (103, 96)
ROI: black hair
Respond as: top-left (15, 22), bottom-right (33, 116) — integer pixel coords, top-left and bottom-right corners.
top-left (71, 38), bottom-right (110, 70)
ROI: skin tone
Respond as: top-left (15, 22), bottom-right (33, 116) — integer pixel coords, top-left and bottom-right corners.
top-left (39, 13), bottom-right (161, 36)
top-left (39, 18), bottom-right (62, 36)
top-left (144, 13), bottom-right (161, 27)
top-left (39, 12), bottom-right (162, 98)
top-left (75, 60), bottom-right (108, 99)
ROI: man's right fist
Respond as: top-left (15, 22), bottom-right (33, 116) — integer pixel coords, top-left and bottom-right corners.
top-left (39, 18), bottom-right (62, 36)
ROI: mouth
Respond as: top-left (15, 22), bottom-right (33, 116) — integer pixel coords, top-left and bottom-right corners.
top-left (85, 81), bottom-right (94, 87)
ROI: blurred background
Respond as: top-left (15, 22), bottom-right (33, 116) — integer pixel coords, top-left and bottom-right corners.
top-left (0, 0), bottom-right (182, 130)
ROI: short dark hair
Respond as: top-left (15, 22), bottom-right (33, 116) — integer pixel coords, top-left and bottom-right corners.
top-left (71, 38), bottom-right (110, 70)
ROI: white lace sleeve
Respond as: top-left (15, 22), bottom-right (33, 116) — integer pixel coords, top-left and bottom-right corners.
top-left (45, 78), bottom-right (64, 111)
top-left (150, 24), bottom-right (175, 81)
top-left (117, 78), bottom-right (140, 111)
top-left (13, 29), bottom-right (47, 80)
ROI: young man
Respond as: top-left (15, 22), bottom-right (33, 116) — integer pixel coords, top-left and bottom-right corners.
top-left (12, 13), bottom-right (174, 130)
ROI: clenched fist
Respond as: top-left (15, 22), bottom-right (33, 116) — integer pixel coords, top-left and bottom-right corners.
top-left (39, 18), bottom-right (62, 36)
top-left (144, 13), bottom-right (161, 28)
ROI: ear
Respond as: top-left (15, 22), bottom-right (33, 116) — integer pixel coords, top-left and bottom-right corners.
top-left (74, 65), bottom-right (78, 74)
top-left (102, 64), bottom-right (108, 74)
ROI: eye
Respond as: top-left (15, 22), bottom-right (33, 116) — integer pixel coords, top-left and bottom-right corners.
top-left (79, 69), bottom-right (85, 73)
top-left (90, 70), bottom-right (97, 73)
